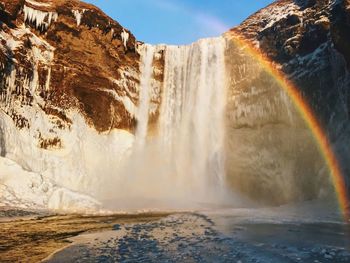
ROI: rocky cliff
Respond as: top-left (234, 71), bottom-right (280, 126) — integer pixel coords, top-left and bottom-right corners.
top-left (0, 0), bottom-right (349, 210)
top-left (0, 0), bottom-right (142, 133)
top-left (227, 0), bottom-right (350, 202)
top-left (0, 0), bottom-right (150, 210)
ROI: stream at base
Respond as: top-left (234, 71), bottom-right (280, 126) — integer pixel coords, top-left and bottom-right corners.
top-left (45, 200), bottom-right (350, 263)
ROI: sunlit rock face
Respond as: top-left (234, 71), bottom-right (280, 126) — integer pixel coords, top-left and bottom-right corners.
top-left (0, 0), bottom-right (141, 133)
top-left (0, 0), bottom-right (349, 210)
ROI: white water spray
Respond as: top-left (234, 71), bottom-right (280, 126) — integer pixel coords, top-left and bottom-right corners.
top-left (115, 37), bottom-right (229, 209)
top-left (159, 37), bottom-right (227, 197)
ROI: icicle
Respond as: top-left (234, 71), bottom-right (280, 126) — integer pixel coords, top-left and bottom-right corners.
top-left (23, 5), bottom-right (58, 30)
top-left (72, 9), bottom-right (86, 26)
top-left (121, 29), bottom-right (129, 49)
top-left (4, 67), bottom-right (16, 105)
top-left (45, 66), bottom-right (51, 92)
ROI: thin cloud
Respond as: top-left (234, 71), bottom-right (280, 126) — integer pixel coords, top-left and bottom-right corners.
top-left (194, 13), bottom-right (230, 35)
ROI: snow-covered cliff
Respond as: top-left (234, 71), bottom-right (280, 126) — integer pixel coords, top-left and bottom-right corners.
top-left (0, 0), bottom-right (146, 211)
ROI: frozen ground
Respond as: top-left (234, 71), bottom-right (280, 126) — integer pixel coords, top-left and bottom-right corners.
top-left (45, 201), bottom-right (350, 263)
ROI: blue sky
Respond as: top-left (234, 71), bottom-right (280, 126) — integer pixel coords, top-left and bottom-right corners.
top-left (85, 0), bottom-right (274, 45)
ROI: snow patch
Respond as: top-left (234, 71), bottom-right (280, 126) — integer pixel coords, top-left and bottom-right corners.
top-left (288, 43), bottom-right (329, 79)
top-left (0, 32), bottom-right (22, 52)
top-left (25, 0), bottom-right (51, 8)
top-left (259, 3), bottom-right (301, 31)
top-left (109, 68), bottom-right (139, 99)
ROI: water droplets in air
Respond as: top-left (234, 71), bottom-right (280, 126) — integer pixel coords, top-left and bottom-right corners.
top-left (120, 37), bottom-right (229, 209)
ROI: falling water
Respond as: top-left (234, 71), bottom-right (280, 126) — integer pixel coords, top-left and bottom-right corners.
top-left (121, 37), bottom-right (228, 208)
top-left (158, 37), bottom-right (227, 198)
top-left (135, 44), bottom-right (155, 148)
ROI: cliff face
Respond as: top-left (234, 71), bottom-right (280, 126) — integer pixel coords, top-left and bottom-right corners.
top-left (1, 0), bottom-right (140, 134)
top-left (0, 0), bottom-right (349, 210)
top-left (0, 0), bottom-right (149, 210)
top-left (227, 0), bottom-right (350, 198)
top-left (232, 0), bottom-right (350, 126)
top-left (221, 0), bottom-right (350, 203)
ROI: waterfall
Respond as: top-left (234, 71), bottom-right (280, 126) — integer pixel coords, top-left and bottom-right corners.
top-left (121, 37), bottom-right (228, 208)
top-left (159, 37), bottom-right (227, 197)
top-left (135, 44), bottom-right (155, 148)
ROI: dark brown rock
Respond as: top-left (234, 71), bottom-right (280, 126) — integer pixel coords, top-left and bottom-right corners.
top-left (0, 0), bottom-right (24, 20)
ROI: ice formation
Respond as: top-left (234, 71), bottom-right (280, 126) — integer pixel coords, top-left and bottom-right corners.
top-left (72, 9), bottom-right (86, 26)
top-left (0, 156), bottom-right (101, 211)
top-left (0, 105), bottom-right (134, 211)
top-left (1, 27), bottom-right (54, 104)
top-left (23, 5), bottom-right (58, 30)
top-left (121, 29), bottom-right (129, 49)
top-left (0, 36), bottom-right (230, 212)
top-left (102, 88), bottom-right (137, 118)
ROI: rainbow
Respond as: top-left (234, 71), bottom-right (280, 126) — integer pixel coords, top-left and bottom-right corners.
top-left (226, 32), bottom-right (350, 221)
